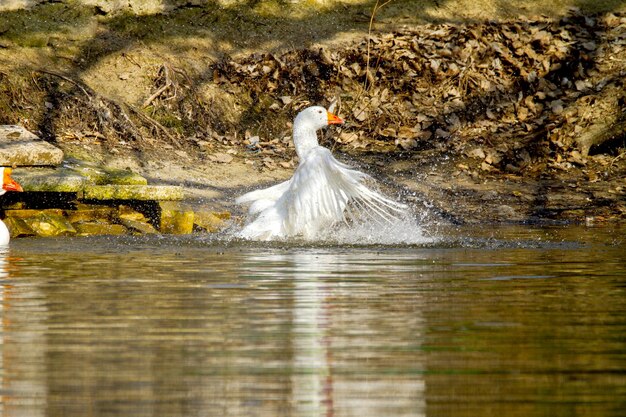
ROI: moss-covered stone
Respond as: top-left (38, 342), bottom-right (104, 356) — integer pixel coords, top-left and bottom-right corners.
top-left (194, 210), bottom-right (231, 233)
top-left (3, 217), bottom-right (36, 238)
top-left (104, 168), bottom-right (148, 185)
top-left (66, 206), bottom-right (117, 223)
top-left (83, 185), bottom-right (185, 200)
top-left (22, 213), bottom-right (76, 237)
top-left (14, 162), bottom-right (148, 194)
top-left (118, 218), bottom-right (158, 234)
top-left (63, 159), bottom-right (148, 186)
top-left (13, 168), bottom-right (87, 192)
top-left (159, 202), bottom-right (194, 234)
top-left (0, 125), bottom-right (64, 166)
top-left (73, 222), bottom-right (128, 236)
top-left (118, 205), bottom-right (149, 221)
top-left (64, 161), bottom-right (108, 185)
top-left (5, 208), bottom-right (65, 218)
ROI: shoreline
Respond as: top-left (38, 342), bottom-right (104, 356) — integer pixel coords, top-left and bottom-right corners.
top-left (0, 3), bottom-right (624, 228)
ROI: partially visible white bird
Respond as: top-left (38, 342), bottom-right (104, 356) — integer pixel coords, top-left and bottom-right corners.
top-left (236, 106), bottom-right (408, 241)
top-left (0, 167), bottom-right (23, 245)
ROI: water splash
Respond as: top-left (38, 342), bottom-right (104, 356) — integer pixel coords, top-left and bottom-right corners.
top-left (227, 209), bottom-right (438, 246)
top-left (317, 214), bottom-right (437, 245)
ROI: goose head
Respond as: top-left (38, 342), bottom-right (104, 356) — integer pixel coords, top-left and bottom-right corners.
top-left (0, 168), bottom-right (23, 196)
top-left (294, 106), bottom-right (344, 130)
top-left (293, 106), bottom-right (344, 157)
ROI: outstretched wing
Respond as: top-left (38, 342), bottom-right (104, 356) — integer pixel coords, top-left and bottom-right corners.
top-left (236, 178), bottom-right (292, 214)
top-left (279, 147), bottom-right (407, 237)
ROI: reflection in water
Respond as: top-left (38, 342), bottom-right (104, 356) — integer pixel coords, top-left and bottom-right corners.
top-left (0, 226), bottom-right (623, 417)
top-left (0, 249), bottom-right (48, 417)
top-left (255, 252), bottom-right (426, 417)
top-left (290, 254), bottom-right (331, 417)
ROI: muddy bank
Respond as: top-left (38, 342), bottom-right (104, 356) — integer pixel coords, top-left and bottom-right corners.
top-left (0, 2), bottom-right (625, 225)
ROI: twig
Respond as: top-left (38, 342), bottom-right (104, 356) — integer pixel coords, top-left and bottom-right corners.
top-left (143, 80), bottom-right (171, 107)
top-left (36, 68), bottom-right (181, 147)
top-left (35, 69), bottom-right (91, 97)
top-left (364, 0), bottom-right (394, 91)
top-left (346, 0), bottom-right (393, 129)
top-left (143, 64), bottom-right (173, 107)
top-left (122, 52), bottom-right (142, 69)
top-left (610, 150), bottom-right (626, 167)
top-left (128, 104), bottom-right (182, 148)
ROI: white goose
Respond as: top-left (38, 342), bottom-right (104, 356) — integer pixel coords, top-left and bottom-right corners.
top-left (0, 168), bottom-right (23, 245)
top-left (236, 106), bottom-right (408, 240)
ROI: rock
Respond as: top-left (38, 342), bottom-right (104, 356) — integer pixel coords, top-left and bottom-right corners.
top-left (118, 205), bottom-right (149, 221)
top-left (118, 218), bottom-right (158, 234)
top-left (22, 213), bottom-right (76, 237)
top-left (82, 185), bottom-right (185, 201)
top-left (194, 210), bottom-right (231, 233)
top-left (64, 159), bottom-right (148, 185)
top-left (66, 206), bottom-right (117, 223)
top-left (4, 208), bottom-right (65, 218)
top-left (0, 125), bottom-right (64, 166)
top-left (63, 160), bottom-right (108, 184)
top-left (104, 168), bottom-right (148, 185)
top-left (13, 162), bottom-right (147, 193)
top-left (12, 168), bottom-right (87, 192)
top-left (159, 202), bottom-right (194, 234)
top-left (73, 222), bottom-right (128, 236)
top-left (3, 217), bottom-right (36, 238)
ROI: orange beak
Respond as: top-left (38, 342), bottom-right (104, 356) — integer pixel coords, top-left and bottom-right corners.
top-left (327, 111), bottom-right (344, 125)
top-left (3, 168), bottom-right (23, 192)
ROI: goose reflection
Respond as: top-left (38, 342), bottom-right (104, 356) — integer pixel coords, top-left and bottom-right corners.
top-left (248, 251), bottom-right (426, 417)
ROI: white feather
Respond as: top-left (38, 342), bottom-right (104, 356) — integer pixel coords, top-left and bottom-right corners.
top-left (236, 106), bottom-right (408, 241)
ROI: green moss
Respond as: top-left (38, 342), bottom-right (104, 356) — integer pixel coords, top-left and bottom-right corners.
top-left (156, 114), bottom-right (184, 130)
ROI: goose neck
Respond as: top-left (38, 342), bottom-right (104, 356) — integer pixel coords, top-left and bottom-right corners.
top-left (293, 122), bottom-right (320, 158)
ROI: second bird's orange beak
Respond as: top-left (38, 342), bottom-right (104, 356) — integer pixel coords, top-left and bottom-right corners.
top-left (327, 111), bottom-right (344, 125)
top-left (3, 169), bottom-right (23, 192)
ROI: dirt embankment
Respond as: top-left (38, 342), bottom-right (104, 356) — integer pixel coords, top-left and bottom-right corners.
top-left (0, 1), bottom-right (625, 224)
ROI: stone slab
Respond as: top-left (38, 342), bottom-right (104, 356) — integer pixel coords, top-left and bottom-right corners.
top-left (13, 168), bottom-right (88, 192)
top-left (193, 210), bottom-right (231, 233)
top-left (4, 208), bottom-right (65, 218)
top-left (0, 125), bottom-right (64, 166)
top-left (83, 185), bottom-right (185, 201)
top-left (119, 218), bottom-right (158, 234)
top-left (73, 222), bottom-right (128, 236)
top-left (64, 159), bottom-right (148, 185)
top-left (4, 217), bottom-right (37, 238)
top-left (66, 207), bottom-right (117, 223)
top-left (21, 213), bottom-right (77, 237)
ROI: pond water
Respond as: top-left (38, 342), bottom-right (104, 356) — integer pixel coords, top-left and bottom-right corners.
top-left (1, 225), bottom-right (625, 417)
